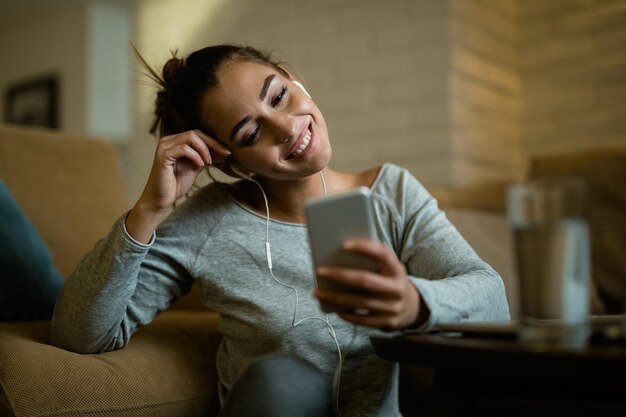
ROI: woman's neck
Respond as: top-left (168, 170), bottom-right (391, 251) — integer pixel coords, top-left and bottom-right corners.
top-left (229, 165), bottom-right (381, 224)
top-left (251, 168), bottom-right (333, 224)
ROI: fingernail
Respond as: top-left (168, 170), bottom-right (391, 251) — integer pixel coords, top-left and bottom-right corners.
top-left (317, 267), bottom-right (329, 275)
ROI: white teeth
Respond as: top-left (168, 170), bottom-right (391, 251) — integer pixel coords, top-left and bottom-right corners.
top-left (295, 136), bottom-right (310, 154)
top-left (290, 129), bottom-right (312, 157)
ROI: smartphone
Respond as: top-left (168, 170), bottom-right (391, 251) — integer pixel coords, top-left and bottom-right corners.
top-left (305, 187), bottom-right (379, 312)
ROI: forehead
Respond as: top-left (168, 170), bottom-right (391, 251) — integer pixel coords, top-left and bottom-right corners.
top-left (201, 61), bottom-right (281, 142)
top-left (219, 60), bottom-right (275, 90)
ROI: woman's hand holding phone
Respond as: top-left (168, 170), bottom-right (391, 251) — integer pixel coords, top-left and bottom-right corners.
top-left (314, 239), bottom-right (425, 331)
top-left (126, 129), bottom-right (230, 243)
top-left (305, 187), bottom-right (429, 331)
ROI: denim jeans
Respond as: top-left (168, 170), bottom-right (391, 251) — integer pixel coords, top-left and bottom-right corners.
top-left (219, 353), bottom-right (335, 417)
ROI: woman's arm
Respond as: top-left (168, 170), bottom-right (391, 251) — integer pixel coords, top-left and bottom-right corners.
top-left (314, 166), bottom-right (510, 331)
top-left (50, 214), bottom-right (194, 354)
top-left (399, 194), bottom-right (510, 331)
top-left (51, 129), bottom-right (230, 353)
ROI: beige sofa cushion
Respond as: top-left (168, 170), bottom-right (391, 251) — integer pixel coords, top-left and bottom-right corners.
top-left (0, 125), bottom-right (128, 278)
top-left (0, 311), bottom-right (221, 417)
top-left (0, 125), bottom-right (208, 311)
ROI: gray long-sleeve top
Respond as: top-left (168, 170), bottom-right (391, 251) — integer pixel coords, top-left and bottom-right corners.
top-left (52, 163), bottom-right (510, 417)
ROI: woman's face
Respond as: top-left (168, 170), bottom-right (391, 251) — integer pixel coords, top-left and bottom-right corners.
top-left (201, 60), bottom-right (332, 180)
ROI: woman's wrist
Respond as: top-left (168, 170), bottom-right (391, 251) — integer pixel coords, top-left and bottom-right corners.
top-left (405, 284), bottom-right (431, 330)
top-left (125, 201), bottom-right (167, 244)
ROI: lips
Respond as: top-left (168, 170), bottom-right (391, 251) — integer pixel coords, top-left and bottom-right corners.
top-left (286, 124), bottom-right (313, 160)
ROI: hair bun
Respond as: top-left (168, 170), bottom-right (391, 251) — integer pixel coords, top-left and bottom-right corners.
top-left (161, 54), bottom-right (185, 88)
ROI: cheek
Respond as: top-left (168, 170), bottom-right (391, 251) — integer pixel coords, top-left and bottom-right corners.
top-left (309, 106), bottom-right (328, 135)
top-left (232, 144), bottom-right (279, 167)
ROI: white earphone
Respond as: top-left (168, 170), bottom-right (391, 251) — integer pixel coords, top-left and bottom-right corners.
top-left (213, 77), bottom-right (354, 416)
top-left (230, 164), bottom-right (252, 180)
top-left (292, 79), bottom-right (311, 98)
top-left (227, 80), bottom-right (312, 181)
top-left (231, 169), bottom-right (354, 416)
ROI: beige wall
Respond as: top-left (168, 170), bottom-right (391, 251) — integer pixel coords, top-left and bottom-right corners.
top-left (0, 5), bottom-right (87, 134)
top-left (0, 0), bottom-right (132, 143)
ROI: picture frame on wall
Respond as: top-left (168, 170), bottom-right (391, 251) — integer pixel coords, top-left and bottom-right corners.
top-left (4, 75), bottom-right (59, 129)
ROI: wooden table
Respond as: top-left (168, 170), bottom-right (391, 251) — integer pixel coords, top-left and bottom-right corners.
top-left (371, 331), bottom-right (626, 417)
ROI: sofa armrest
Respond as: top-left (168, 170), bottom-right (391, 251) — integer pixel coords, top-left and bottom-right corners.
top-left (0, 311), bottom-right (221, 417)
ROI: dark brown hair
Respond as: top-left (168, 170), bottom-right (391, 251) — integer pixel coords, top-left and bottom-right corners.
top-left (134, 44), bottom-right (288, 138)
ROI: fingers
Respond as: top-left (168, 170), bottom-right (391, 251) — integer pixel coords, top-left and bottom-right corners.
top-left (316, 266), bottom-right (398, 298)
top-left (313, 240), bottom-right (419, 331)
top-left (314, 276), bottom-right (413, 331)
top-left (158, 130), bottom-right (230, 167)
top-left (315, 277), bottom-right (420, 331)
top-left (192, 129), bottom-right (231, 163)
top-left (342, 239), bottom-right (406, 277)
top-left (314, 241), bottom-right (408, 306)
top-left (314, 266), bottom-right (405, 315)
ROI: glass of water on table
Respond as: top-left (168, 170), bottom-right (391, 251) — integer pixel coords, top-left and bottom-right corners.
top-left (507, 177), bottom-right (591, 347)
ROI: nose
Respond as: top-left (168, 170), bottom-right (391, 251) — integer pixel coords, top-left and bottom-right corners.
top-left (267, 113), bottom-right (297, 144)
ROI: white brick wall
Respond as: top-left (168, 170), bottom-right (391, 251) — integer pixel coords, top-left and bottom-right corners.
top-left (520, 0), bottom-right (626, 160)
top-left (449, 0), bottom-right (524, 184)
top-left (450, 0), bottom-right (626, 184)
top-left (131, 0), bottom-right (454, 200)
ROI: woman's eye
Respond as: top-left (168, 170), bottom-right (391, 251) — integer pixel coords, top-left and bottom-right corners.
top-left (244, 126), bottom-right (261, 146)
top-left (272, 86), bottom-right (287, 107)
top-left (241, 85), bottom-right (287, 146)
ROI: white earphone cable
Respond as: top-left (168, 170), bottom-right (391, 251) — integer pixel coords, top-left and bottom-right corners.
top-left (246, 170), bottom-right (356, 417)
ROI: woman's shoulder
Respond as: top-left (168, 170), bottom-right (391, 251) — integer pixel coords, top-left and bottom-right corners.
top-left (371, 163), bottom-right (424, 192)
top-left (333, 163), bottom-right (423, 197)
top-left (358, 165), bottom-right (384, 188)
top-left (369, 163), bottom-right (434, 216)
top-left (333, 163), bottom-right (397, 187)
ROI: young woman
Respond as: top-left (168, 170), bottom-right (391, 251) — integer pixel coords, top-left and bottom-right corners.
top-left (52, 45), bottom-right (510, 417)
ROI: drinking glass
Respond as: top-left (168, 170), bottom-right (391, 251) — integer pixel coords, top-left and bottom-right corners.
top-left (507, 177), bottom-right (591, 347)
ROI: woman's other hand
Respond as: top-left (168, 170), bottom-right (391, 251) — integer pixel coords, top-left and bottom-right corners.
top-left (126, 130), bottom-right (230, 243)
top-left (314, 239), bottom-right (429, 331)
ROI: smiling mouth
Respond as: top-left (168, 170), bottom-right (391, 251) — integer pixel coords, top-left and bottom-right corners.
top-left (286, 126), bottom-right (312, 160)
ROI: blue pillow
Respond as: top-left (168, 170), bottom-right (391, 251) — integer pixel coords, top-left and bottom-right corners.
top-left (0, 181), bottom-right (63, 321)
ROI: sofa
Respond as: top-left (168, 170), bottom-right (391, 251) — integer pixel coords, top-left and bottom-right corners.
top-left (1, 124), bottom-right (624, 417)
top-left (0, 125), bottom-right (221, 417)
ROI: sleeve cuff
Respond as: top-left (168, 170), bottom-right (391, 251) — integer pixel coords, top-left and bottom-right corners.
top-left (122, 212), bottom-right (156, 247)
top-left (405, 276), bottom-right (438, 333)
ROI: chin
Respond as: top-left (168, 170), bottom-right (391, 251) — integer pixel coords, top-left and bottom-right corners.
top-left (309, 148), bottom-right (332, 175)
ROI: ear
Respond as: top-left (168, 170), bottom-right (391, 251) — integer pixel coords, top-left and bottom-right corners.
top-left (291, 80), bottom-right (311, 99)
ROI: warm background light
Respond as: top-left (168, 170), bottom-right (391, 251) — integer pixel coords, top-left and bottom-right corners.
top-left (1, 0), bottom-right (624, 202)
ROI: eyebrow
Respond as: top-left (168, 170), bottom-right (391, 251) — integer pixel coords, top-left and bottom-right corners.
top-left (229, 74), bottom-right (276, 142)
top-left (259, 74), bottom-right (275, 101)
